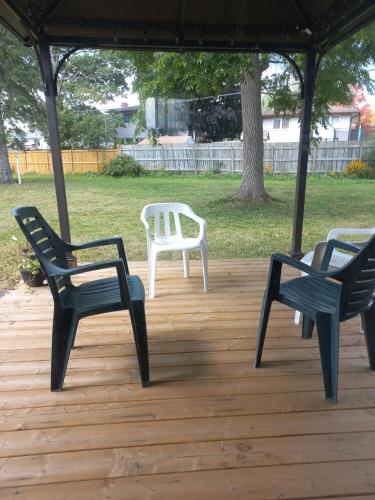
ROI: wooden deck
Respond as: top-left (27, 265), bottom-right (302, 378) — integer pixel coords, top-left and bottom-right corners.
top-left (1, 259), bottom-right (375, 499)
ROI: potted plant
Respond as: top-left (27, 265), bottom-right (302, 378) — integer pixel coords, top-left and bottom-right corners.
top-left (18, 257), bottom-right (45, 287)
top-left (12, 235), bottom-right (45, 287)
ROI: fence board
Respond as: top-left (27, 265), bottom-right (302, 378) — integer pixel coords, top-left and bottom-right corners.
top-left (9, 149), bottom-right (118, 175)
top-left (122, 141), bottom-right (372, 174)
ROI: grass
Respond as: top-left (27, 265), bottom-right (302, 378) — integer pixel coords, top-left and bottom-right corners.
top-left (1, 172), bottom-right (374, 292)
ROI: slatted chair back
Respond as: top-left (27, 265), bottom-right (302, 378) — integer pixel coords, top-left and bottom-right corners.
top-left (12, 206), bottom-right (71, 302)
top-left (142, 203), bottom-right (190, 242)
top-left (334, 234), bottom-right (375, 320)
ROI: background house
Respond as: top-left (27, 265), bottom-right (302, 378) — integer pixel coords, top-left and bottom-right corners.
top-left (111, 102), bottom-right (146, 142)
top-left (262, 105), bottom-right (361, 142)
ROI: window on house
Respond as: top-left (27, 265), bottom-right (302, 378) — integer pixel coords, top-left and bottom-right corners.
top-left (331, 115), bottom-right (340, 127)
top-left (273, 117), bottom-right (289, 129)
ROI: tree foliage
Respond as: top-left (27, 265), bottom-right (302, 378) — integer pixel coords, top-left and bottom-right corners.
top-left (0, 28), bottom-right (131, 181)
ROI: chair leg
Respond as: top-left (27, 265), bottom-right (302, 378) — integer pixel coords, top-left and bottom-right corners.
top-left (201, 247), bottom-right (208, 292)
top-left (315, 313), bottom-right (340, 403)
top-left (302, 315), bottom-right (314, 339)
top-left (130, 301), bottom-right (150, 387)
top-left (254, 291), bottom-right (273, 368)
top-left (148, 250), bottom-right (157, 298)
top-left (51, 307), bottom-right (77, 392)
top-left (362, 303), bottom-right (375, 370)
top-left (183, 250), bottom-right (190, 278)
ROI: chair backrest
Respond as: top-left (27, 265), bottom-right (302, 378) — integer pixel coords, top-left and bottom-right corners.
top-left (12, 206), bottom-right (71, 301)
top-left (327, 227), bottom-right (375, 244)
top-left (141, 203), bottom-right (192, 241)
top-left (334, 234), bottom-right (375, 320)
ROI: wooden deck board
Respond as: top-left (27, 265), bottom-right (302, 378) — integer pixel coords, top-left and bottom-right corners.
top-left (1, 259), bottom-right (375, 499)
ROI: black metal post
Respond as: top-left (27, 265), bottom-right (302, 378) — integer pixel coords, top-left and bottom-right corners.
top-left (36, 35), bottom-right (71, 242)
top-left (290, 48), bottom-right (318, 258)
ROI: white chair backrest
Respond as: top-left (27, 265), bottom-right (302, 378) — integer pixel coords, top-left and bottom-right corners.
top-left (327, 227), bottom-right (375, 244)
top-left (141, 203), bottom-right (193, 241)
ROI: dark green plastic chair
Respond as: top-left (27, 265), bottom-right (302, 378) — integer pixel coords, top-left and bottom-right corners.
top-left (255, 235), bottom-right (375, 403)
top-left (13, 206), bottom-right (150, 392)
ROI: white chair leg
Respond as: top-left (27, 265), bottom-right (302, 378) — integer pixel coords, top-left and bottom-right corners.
top-left (148, 250), bottom-right (157, 298)
top-left (201, 247), bottom-right (208, 292)
top-left (183, 250), bottom-right (190, 278)
top-left (294, 310), bottom-right (301, 325)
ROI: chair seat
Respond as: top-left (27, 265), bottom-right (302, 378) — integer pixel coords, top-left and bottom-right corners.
top-left (152, 236), bottom-right (202, 252)
top-left (62, 275), bottom-right (145, 315)
top-left (280, 276), bottom-right (340, 315)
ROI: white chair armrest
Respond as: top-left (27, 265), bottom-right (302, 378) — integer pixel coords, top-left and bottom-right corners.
top-left (140, 210), bottom-right (151, 244)
top-left (185, 210), bottom-right (207, 241)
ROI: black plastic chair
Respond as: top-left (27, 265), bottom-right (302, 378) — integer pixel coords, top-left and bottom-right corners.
top-left (255, 235), bottom-right (375, 403)
top-left (13, 206), bottom-right (150, 392)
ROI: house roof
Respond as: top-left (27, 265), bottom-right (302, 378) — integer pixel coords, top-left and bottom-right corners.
top-left (1, 1), bottom-right (375, 54)
top-left (110, 105), bottom-right (139, 113)
top-left (262, 105), bottom-right (360, 118)
top-left (138, 135), bottom-right (193, 145)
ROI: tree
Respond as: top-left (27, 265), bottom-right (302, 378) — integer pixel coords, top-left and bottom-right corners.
top-left (0, 29), bottom-right (131, 182)
top-left (0, 26), bottom-right (45, 183)
top-left (130, 24), bottom-right (375, 201)
top-left (58, 106), bottom-right (123, 149)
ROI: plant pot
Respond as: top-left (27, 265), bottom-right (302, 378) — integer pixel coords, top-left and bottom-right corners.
top-left (20, 270), bottom-right (45, 287)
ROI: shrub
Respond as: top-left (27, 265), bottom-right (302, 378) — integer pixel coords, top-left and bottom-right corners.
top-left (102, 155), bottom-right (143, 177)
top-left (344, 159), bottom-right (374, 178)
top-left (263, 163), bottom-right (273, 174)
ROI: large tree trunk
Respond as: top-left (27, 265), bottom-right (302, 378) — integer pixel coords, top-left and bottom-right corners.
top-left (0, 111), bottom-right (13, 184)
top-left (236, 54), bottom-right (269, 202)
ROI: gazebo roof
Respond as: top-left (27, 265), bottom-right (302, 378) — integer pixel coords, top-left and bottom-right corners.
top-left (1, 0), bottom-right (375, 54)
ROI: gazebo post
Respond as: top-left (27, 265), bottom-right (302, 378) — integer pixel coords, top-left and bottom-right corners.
top-left (290, 48), bottom-right (319, 259)
top-left (36, 35), bottom-right (71, 243)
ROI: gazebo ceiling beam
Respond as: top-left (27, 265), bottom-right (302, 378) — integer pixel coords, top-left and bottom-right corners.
top-left (46, 36), bottom-right (310, 53)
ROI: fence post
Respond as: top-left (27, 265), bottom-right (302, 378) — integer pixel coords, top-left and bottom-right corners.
top-left (193, 145), bottom-right (197, 174)
top-left (359, 142), bottom-right (363, 161)
top-left (16, 152), bottom-right (22, 184)
top-left (160, 145), bottom-right (166, 170)
top-left (272, 145), bottom-right (275, 172)
top-left (311, 145), bottom-right (316, 172)
top-left (24, 151), bottom-right (28, 172)
top-left (71, 148), bottom-right (75, 173)
top-left (231, 144), bottom-right (234, 173)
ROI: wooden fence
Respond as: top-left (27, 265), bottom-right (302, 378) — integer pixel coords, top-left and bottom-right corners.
top-left (8, 142), bottom-right (373, 175)
top-left (9, 149), bottom-right (118, 174)
top-left (122, 141), bottom-right (373, 173)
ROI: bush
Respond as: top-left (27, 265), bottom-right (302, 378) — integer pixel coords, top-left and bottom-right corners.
top-left (344, 159), bottom-right (375, 178)
top-left (102, 155), bottom-right (143, 177)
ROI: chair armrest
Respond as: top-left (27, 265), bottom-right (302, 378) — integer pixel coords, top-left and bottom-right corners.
top-left (271, 253), bottom-right (331, 277)
top-left (185, 211), bottom-right (207, 241)
top-left (66, 237), bottom-right (129, 274)
top-left (320, 239), bottom-right (360, 271)
top-left (47, 259), bottom-right (130, 306)
top-left (140, 214), bottom-right (151, 242)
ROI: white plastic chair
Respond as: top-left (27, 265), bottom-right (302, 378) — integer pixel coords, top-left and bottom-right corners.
top-left (141, 203), bottom-right (208, 298)
top-left (294, 227), bottom-right (375, 325)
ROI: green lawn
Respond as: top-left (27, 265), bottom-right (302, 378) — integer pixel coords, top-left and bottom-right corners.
top-left (1, 173), bottom-right (374, 292)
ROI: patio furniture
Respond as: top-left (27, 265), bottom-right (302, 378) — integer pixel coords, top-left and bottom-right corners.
top-left (294, 227), bottom-right (375, 324)
top-left (13, 206), bottom-right (150, 392)
top-left (254, 235), bottom-right (375, 403)
top-left (141, 203), bottom-right (208, 298)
